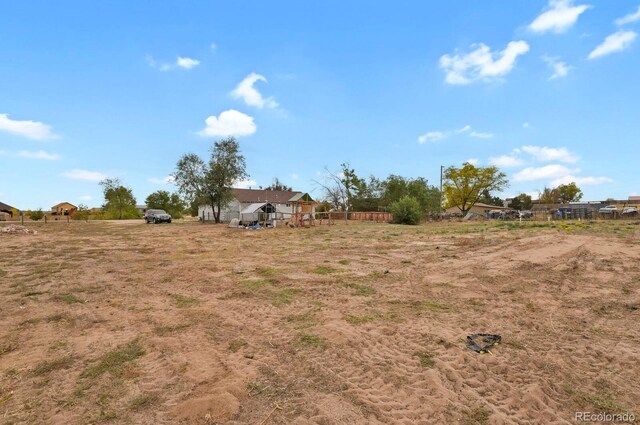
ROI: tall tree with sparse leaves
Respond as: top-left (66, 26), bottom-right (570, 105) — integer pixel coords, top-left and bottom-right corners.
top-left (538, 187), bottom-right (560, 204)
top-left (443, 162), bottom-right (508, 215)
top-left (173, 137), bottom-right (248, 223)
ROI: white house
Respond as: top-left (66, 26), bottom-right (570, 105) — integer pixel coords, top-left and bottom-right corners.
top-left (198, 188), bottom-right (305, 222)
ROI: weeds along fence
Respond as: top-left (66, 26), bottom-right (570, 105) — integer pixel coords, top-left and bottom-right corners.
top-left (1, 214), bottom-right (82, 225)
top-left (199, 211), bottom-right (291, 224)
top-left (315, 211), bottom-right (393, 224)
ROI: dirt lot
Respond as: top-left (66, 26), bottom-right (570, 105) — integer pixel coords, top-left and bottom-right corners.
top-left (1, 220), bottom-right (639, 424)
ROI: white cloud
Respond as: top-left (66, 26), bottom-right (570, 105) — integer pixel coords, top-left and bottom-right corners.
top-left (176, 57), bottom-right (200, 69)
top-left (521, 145), bottom-right (579, 163)
top-left (419, 125), bottom-right (494, 143)
top-left (514, 164), bottom-right (578, 181)
top-left (418, 131), bottom-right (446, 143)
top-left (523, 122), bottom-right (531, 128)
top-left (466, 158), bottom-right (479, 165)
top-left (0, 113), bottom-right (56, 141)
top-left (149, 56), bottom-right (200, 71)
top-left (440, 41), bottom-right (530, 85)
top-left (16, 150), bottom-right (60, 160)
top-left (148, 176), bottom-right (175, 185)
top-left (615, 6), bottom-right (640, 26)
top-left (198, 110), bottom-right (256, 137)
top-left (79, 195), bottom-right (92, 201)
top-left (210, 42), bottom-right (217, 51)
top-left (290, 173), bottom-right (299, 180)
top-left (542, 56), bottom-right (573, 79)
top-left (588, 30), bottom-right (637, 59)
top-left (233, 179), bottom-right (257, 189)
top-left (489, 155), bottom-right (525, 168)
top-left (550, 175), bottom-right (613, 186)
top-left (529, 0), bottom-right (592, 34)
top-left (61, 169), bottom-right (107, 181)
top-left (231, 73), bottom-right (278, 109)
top-left (469, 131), bottom-right (494, 139)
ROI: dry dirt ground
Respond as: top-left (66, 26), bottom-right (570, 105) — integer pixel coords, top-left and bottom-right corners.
top-left (1, 220), bottom-right (639, 424)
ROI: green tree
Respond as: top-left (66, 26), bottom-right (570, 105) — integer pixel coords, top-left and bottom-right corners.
top-left (538, 187), bottom-right (560, 204)
top-left (390, 196), bottom-right (423, 225)
top-left (509, 193), bottom-right (533, 211)
top-left (557, 182), bottom-right (583, 203)
top-left (477, 188), bottom-right (503, 206)
top-left (145, 191), bottom-right (185, 219)
top-left (264, 178), bottom-right (292, 191)
top-left (380, 175), bottom-right (440, 213)
top-left (186, 199), bottom-right (200, 217)
top-left (443, 162), bottom-right (509, 215)
top-left (74, 204), bottom-right (91, 221)
top-left (99, 178), bottom-right (139, 219)
top-left (174, 137), bottom-right (248, 223)
top-left (407, 178), bottom-right (441, 213)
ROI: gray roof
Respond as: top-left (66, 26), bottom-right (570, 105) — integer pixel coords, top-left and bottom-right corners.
top-left (240, 202), bottom-right (273, 214)
top-left (232, 188), bottom-right (301, 204)
top-left (288, 192), bottom-right (314, 202)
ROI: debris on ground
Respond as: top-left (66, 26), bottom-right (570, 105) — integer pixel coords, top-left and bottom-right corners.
top-left (467, 334), bottom-right (501, 354)
top-left (0, 224), bottom-right (38, 235)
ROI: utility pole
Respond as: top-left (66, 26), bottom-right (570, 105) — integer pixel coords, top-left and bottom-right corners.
top-left (439, 165), bottom-right (444, 212)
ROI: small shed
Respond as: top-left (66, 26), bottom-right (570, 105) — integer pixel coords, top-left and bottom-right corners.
top-left (240, 202), bottom-right (278, 224)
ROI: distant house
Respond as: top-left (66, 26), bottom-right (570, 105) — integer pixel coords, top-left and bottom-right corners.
top-left (51, 202), bottom-right (77, 216)
top-left (136, 205), bottom-right (148, 214)
top-left (0, 201), bottom-right (18, 217)
top-left (198, 188), bottom-right (313, 222)
top-left (629, 196), bottom-right (640, 204)
top-left (446, 202), bottom-right (508, 216)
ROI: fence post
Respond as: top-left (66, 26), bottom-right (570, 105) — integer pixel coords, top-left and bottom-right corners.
top-left (44, 215), bottom-right (47, 224)
top-left (21, 214), bottom-right (24, 225)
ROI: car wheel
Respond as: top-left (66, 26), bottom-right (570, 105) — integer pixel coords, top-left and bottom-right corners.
top-left (168, 220), bottom-right (172, 224)
top-left (153, 218), bottom-right (158, 224)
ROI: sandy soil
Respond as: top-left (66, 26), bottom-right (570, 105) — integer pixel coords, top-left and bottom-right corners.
top-left (1, 220), bottom-right (639, 424)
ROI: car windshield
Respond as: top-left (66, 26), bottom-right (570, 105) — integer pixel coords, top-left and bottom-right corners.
top-left (149, 209), bottom-right (167, 214)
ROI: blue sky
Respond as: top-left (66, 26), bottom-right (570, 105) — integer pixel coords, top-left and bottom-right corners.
top-left (1, 1), bottom-right (639, 209)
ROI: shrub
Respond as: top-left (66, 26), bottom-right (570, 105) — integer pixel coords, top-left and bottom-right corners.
top-left (390, 196), bottom-right (423, 225)
top-left (28, 209), bottom-right (45, 221)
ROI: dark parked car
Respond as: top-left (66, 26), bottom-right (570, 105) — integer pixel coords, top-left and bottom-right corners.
top-left (144, 209), bottom-right (172, 224)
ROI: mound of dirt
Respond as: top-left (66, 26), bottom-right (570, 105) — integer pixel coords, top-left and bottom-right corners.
top-left (0, 224), bottom-right (37, 235)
